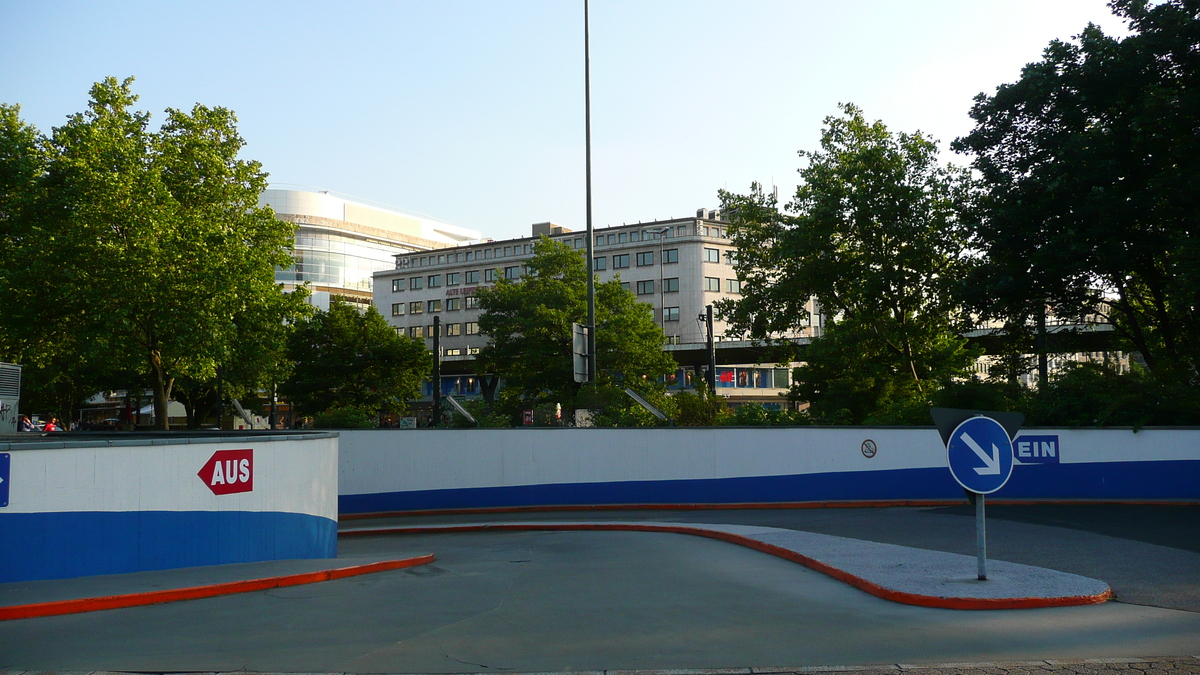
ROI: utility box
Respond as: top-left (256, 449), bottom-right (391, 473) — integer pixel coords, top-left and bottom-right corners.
top-left (0, 362), bottom-right (21, 433)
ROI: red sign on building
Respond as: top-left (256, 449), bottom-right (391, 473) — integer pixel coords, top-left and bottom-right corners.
top-left (197, 449), bottom-right (254, 495)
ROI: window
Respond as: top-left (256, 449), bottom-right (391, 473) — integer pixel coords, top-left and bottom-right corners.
top-left (618, 232), bottom-right (627, 243)
top-left (409, 301), bottom-right (424, 314)
top-left (504, 266), bottom-right (520, 279)
top-left (445, 348), bottom-right (463, 357)
top-left (427, 299), bottom-right (442, 313)
top-left (446, 297), bottom-right (462, 311)
top-left (391, 278), bottom-right (406, 292)
top-left (466, 322), bottom-right (480, 335)
top-left (427, 275), bottom-right (442, 288)
top-left (620, 282), bottom-right (631, 292)
top-left (485, 249), bottom-right (493, 259)
top-left (593, 256), bottom-right (607, 271)
top-left (446, 272), bottom-right (461, 286)
top-left (606, 234), bottom-right (615, 245)
top-left (467, 346), bottom-right (480, 355)
top-left (444, 322), bottom-right (461, 337)
top-left (636, 280), bottom-right (655, 295)
top-left (575, 238), bottom-right (583, 248)
top-left (465, 270), bottom-right (480, 284)
top-left (408, 326), bottom-right (424, 338)
top-left (727, 279), bottom-right (741, 293)
top-left (663, 307), bottom-right (680, 322)
top-left (630, 231), bottom-right (641, 242)
top-left (613, 254), bottom-right (630, 269)
top-left (410, 276), bottom-right (424, 290)
top-left (466, 251), bottom-right (474, 261)
top-left (636, 251), bottom-right (654, 266)
top-left (725, 250), bottom-right (737, 265)
top-left (663, 248), bottom-right (679, 264)
top-left (663, 277), bottom-right (679, 293)
top-left (704, 248), bottom-right (720, 263)
top-left (465, 295), bottom-right (480, 309)
top-left (705, 276), bottom-right (720, 292)
top-left (391, 303), bottom-right (405, 316)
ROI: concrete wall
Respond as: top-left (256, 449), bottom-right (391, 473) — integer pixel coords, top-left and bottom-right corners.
top-left (0, 433), bottom-right (338, 583)
top-left (338, 427), bottom-right (1200, 514)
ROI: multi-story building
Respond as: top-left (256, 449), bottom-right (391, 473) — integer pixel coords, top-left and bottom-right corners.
top-left (261, 188), bottom-right (481, 308)
top-left (372, 210), bottom-right (808, 405)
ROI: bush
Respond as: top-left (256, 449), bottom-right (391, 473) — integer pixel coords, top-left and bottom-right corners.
top-left (313, 405), bottom-right (378, 429)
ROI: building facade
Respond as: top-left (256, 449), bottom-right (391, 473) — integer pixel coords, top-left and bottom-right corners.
top-left (372, 211), bottom-right (811, 405)
top-left (262, 188), bottom-right (481, 307)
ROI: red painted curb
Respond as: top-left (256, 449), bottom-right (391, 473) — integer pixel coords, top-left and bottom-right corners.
top-left (0, 554), bottom-right (435, 622)
top-left (341, 524), bottom-right (1112, 610)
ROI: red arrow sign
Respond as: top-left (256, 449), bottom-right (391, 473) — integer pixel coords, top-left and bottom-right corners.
top-left (197, 449), bottom-right (254, 495)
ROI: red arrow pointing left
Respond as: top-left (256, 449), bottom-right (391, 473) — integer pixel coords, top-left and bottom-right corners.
top-left (197, 449), bottom-right (254, 495)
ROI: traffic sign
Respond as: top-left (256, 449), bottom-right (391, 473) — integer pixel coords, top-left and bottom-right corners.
top-left (947, 416), bottom-right (1014, 494)
top-left (197, 449), bottom-right (254, 495)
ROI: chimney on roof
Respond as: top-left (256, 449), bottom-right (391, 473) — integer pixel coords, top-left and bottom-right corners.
top-left (532, 222), bottom-right (572, 237)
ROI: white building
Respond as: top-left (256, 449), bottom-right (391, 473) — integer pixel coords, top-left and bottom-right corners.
top-left (372, 211), bottom-right (809, 405)
top-left (261, 188), bottom-right (481, 307)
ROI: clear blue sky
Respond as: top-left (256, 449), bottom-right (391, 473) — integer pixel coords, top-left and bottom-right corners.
top-left (1, 1), bottom-right (1130, 242)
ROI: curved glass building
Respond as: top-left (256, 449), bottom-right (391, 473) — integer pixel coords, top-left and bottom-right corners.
top-left (261, 188), bottom-right (481, 306)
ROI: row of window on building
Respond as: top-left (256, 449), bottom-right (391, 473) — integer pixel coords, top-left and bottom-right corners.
top-left (418, 366), bottom-right (789, 399)
top-left (392, 278), bottom-right (741, 320)
top-left (391, 247), bottom-right (737, 293)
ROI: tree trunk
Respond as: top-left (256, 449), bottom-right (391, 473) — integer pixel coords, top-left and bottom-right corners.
top-left (149, 350), bottom-right (170, 430)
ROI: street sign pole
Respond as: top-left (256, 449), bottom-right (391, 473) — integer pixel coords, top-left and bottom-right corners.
top-left (976, 492), bottom-right (987, 580)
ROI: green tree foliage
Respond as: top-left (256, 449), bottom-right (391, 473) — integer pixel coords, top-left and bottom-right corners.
top-left (282, 298), bottom-right (430, 417)
top-left (0, 77), bottom-right (303, 427)
top-left (719, 104), bottom-right (979, 423)
top-left (476, 237), bottom-right (676, 418)
top-left (953, 0), bottom-right (1200, 385)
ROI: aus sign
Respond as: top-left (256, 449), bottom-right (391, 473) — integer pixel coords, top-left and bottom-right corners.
top-left (197, 449), bottom-right (254, 495)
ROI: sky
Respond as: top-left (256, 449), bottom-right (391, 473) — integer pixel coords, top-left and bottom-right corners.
top-left (1, 1), bottom-right (1132, 242)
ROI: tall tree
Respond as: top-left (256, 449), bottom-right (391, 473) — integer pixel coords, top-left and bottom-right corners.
top-left (719, 104), bottom-right (978, 423)
top-left (953, 0), bottom-right (1200, 384)
top-left (0, 77), bottom-right (303, 427)
top-left (476, 237), bottom-right (676, 416)
top-left (282, 298), bottom-right (430, 417)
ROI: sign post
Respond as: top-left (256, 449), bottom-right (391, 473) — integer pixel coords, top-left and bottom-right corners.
top-left (931, 408), bottom-right (1021, 581)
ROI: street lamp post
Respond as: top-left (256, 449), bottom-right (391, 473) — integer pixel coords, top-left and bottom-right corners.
top-left (651, 226), bottom-right (671, 332)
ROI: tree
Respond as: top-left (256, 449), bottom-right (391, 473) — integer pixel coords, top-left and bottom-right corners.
top-left (476, 237), bottom-right (676, 418)
top-left (282, 298), bottom-right (430, 417)
top-left (719, 104), bottom-right (978, 423)
top-left (953, 0), bottom-right (1200, 385)
top-left (0, 77), bottom-right (303, 428)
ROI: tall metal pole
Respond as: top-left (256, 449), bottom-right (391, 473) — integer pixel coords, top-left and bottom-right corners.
top-left (432, 315), bottom-right (441, 427)
top-left (705, 304), bottom-right (717, 391)
top-left (584, 0), bottom-right (596, 383)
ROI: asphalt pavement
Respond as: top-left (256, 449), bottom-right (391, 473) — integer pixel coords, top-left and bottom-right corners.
top-left (0, 504), bottom-right (1195, 673)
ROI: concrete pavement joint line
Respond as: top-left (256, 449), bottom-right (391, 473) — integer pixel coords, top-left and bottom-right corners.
top-left (0, 555), bottom-right (435, 622)
top-left (338, 521), bottom-right (1112, 610)
top-left (7, 659), bottom-right (1195, 675)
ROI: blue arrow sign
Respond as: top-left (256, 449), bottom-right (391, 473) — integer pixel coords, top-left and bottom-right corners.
top-left (947, 416), bottom-right (1014, 494)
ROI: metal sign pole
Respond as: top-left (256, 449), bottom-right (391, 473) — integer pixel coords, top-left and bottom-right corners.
top-left (976, 492), bottom-right (987, 580)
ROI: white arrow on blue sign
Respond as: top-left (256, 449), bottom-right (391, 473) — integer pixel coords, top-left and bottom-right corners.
top-left (947, 416), bottom-right (1014, 494)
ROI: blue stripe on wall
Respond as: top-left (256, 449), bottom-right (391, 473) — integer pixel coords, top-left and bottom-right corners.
top-left (339, 460), bottom-right (1200, 514)
top-left (0, 511), bottom-right (337, 583)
